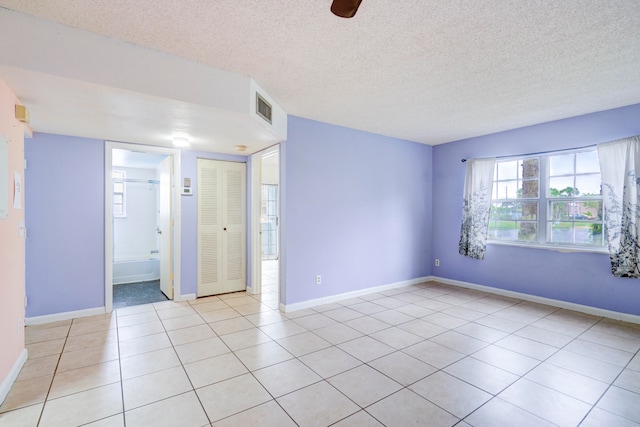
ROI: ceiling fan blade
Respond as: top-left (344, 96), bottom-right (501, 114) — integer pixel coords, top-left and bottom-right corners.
top-left (331, 0), bottom-right (363, 18)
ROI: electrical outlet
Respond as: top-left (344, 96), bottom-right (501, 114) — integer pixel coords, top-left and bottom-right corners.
top-left (316, 275), bottom-right (322, 285)
top-left (435, 259), bottom-right (440, 267)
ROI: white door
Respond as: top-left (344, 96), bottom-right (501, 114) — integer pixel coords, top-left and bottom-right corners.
top-left (197, 159), bottom-right (246, 296)
top-left (159, 156), bottom-right (173, 299)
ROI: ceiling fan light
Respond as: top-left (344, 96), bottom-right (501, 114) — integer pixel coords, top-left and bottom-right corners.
top-left (331, 0), bottom-right (363, 18)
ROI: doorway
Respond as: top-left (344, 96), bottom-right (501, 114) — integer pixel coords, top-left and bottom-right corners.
top-left (250, 145), bottom-right (280, 309)
top-left (105, 142), bottom-right (182, 312)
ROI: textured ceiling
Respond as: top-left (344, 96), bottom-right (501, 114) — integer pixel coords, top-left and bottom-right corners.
top-left (1, 1), bottom-right (639, 147)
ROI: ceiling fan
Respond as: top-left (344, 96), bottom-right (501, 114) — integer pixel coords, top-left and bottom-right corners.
top-left (331, 0), bottom-right (363, 18)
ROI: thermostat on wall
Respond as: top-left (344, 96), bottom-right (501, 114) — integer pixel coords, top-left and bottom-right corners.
top-left (181, 187), bottom-right (193, 196)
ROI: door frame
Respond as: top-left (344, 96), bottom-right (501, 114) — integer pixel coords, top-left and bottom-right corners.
top-left (104, 141), bottom-right (182, 312)
top-left (249, 144), bottom-right (280, 296)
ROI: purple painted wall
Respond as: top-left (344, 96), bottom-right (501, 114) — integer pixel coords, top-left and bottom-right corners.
top-left (179, 150), bottom-right (248, 296)
top-left (25, 134), bottom-right (105, 317)
top-left (283, 116), bottom-right (433, 305)
top-left (432, 103), bottom-right (640, 316)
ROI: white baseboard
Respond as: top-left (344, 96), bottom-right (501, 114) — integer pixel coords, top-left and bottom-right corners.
top-left (176, 293), bottom-right (196, 302)
top-left (0, 348), bottom-right (28, 405)
top-left (25, 307), bottom-right (106, 326)
top-left (430, 275), bottom-right (640, 325)
top-left (281, 276), bottom-right (431, 313)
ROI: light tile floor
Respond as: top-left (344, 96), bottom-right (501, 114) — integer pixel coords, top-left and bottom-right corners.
top-left (2, 279), bottom-right (640, 426)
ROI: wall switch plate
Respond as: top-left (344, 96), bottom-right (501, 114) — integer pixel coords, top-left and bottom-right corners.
top-left (435, 259), bottom-right (440, 267)
top-left (316, 275), bottom-right (321, 285)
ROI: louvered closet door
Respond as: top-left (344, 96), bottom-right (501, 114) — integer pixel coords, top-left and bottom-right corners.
top-left (197, 159), bottom-right (246, 297)
top-left (222, 162), bottom-right (246, 293)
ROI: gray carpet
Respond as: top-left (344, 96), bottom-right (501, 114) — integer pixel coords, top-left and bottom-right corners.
top-left (113, 280), bottom-right (169, 308)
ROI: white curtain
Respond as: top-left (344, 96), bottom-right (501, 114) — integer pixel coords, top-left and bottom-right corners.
top-left (598, 136), bottom-right (640, 277)
top-left (459, 158), bottom-right (496, 259)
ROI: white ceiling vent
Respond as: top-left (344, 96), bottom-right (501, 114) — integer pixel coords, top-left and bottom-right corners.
top-left (256, 93), bottom-right (272, 124)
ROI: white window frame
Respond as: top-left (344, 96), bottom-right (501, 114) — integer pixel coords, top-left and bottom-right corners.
top-left (112, 170), bottom-right (126, 218)
top-left (488, 147), bottom-right (607, 253)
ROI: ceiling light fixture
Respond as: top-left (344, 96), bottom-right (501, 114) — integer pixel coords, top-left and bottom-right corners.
top-left (172, 137), bottom-right (190, 148)
top-left (331, 0), bottom-right (363, 18)
top-left (235, 145), bottom-right (247, 152)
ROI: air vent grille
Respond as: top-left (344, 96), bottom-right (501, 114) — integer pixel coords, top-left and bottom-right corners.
top-left (256, 93), bottom-right (272, 124)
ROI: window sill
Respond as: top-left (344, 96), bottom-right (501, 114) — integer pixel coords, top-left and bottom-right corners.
top-left (487, 240), bottom-right (608, 254)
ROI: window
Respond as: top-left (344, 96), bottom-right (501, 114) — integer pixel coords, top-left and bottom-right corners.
top-left (488, 148), bottom-right (605, 249)
top-left (112, 170), bottom-right (126, 218)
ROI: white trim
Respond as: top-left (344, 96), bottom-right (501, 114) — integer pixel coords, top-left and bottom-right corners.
top-left (249, 151), bottom-right (262, 295)
top-left (0, 349), bottom-right (27, 405)
top-left (26, 307), bottom-right (106, 325)
top-left (430, 276), bottom-right (640, 325)
top-left (176, 293), bottom-right (196, 302)
top-left (280, 276), bottom-right (431, 313)
top-left (105, 142), bottom-right (182, 311)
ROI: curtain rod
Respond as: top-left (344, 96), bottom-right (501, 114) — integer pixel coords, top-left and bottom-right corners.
top-left (461, 144), bottom-right (597, 163)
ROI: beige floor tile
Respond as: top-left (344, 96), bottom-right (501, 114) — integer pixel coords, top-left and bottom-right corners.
top-left (580, 329), bottom-right (640, 353)
top-left (277, 331), bottom-right (331, 357)
top-left (123, 365), bottom-right (192, 410)
top-left (209, 316), bottom-right (255, 336)
top-left (200, 307), bottom-right (241, 323)
top-left (48, 359), bottom-right (121, 399)
top-left (244, 309), bottom-right (288, 326)
top-left (474, 314), bottom-right (527, 333)
top-left (410, 371), bottom-right (491, 418)
top-left (166, 324), bottom-right (216, 346)
top-left (276, 381), bottom-right (359, 427)
top-left (156, 305), bottom-right (196, 320)
top-left (455, 322), bottom-right (509, 343)
top-left (116, 304), bottom-right (155, 317)
top-left (117, 320), bottom-right (165, 341)
top-left (213, 400), bottom-right (296, 427)
top-left (57, 341), bottom-right (119, 372)
top-left (233, 302), bottom-right (269, 316)
top-left (16, 354), bottom-right (59, 381)
top-left (581, 407), bottom-right (640, 427)
top-left (423, 312), bottom-right (469, 329)
top-left (396, 318), bottom-right (447, 339)
top-left (366, 389), bottom-right (458, 427)
top-left (349, 301), bottom-right (388, 315)
top-left (161, 313), bottom-right (205, 331)
top-left (117, 311), bottom-right (160, 328)
top-left (313, 323), bottom-right (363, 345)
top-left (191, 299), bottom-right (229, 313)
top-left (329, 364), bottom-right (403, 407)
top-left (25, 338), bottom-right (65, 359)
top-left (596, 386), bottom-right (640, 423)
top-left (441, 305), bottom-right (486, 321)
top-left (338, 336), bottom-right (395, 363)
top-left (547, 349), bottom-right (624, 383)
top-left (444, 356), bottom-right (518, 395)
top-left (615, 368), bottom-right (640, 394)
top-left (628, 353), bottom-right (640, 372)
top-left (254, 359), bottom-right (321, 397)
top-left (0, 402), bottom-right (42, 426)
top-left (224, 295), bottom-right (259, 307)
top-left (118, 332), bottom-right (172, 358)
top-left (322, 307), bottom-right (363, 322)
top-left (0, 375), bottom-right (52, 413)
top-left (414, 298), bottom-right (454, 312)
top-left (514, 325), bottom-right (573, 348)
top-left (368, 351), bottom-right (436, 386)
top-left (369, 326), bottom-right (423, 349)
top-left (499, 379), bottom-right (591, 426)
top-left (282, 308), bottom-right (318, 319)
top-left (234, 340), bottom-right (294, 371)
top-left (464, 397), bottom-right (556, 427)
top-left (184, 352), bottom-right (247, 388)
top-left (83, 413), bottom-right (125, 427)
top-left (69, 316), bottom-right (116, 336)
top-left (153, 300), bottom-right (189, 310)
top-left (332, 410), bottom-right (384, 426)
top-left (25, 324), bottom-right (70, 345)
top-left (197, 373), bottom-right (271, 422)
top-left (525, 363), bottom-right (609, 404)
top-left (471, 344), bottom-right (539, 376)
top-left (564, 338), bottom-right (634, 367)
top-left (175, 336), bottom-right (229, 364)
top-left (64, 329), bottom-right (118, 353)
top-left (369, 309), bottom-right (414, 326)
top-left (120, 347), bottom-right (180, 380)
top-left (259, 319), bottom-right (307, 340)
top-left (125, 391), bottom-right (208, 427)
top-left (299, 346), bottom-right (362, 378)
top-left (495, 335), bottom-right (558, 360)
top-left (219, 327), bottom-right (272, 351)
top-left (402, 340), bottom-right (465, 369)
top-left (428, 330), bottom-right (488, 355)
top-left (374, 296), bottom-right (411, 308)
top-left (39, 382), bottom-right (122, 427)
top-left (394, 303), bottom-right (435, 318)
top-left (293, 313), bottom-right (338, 330)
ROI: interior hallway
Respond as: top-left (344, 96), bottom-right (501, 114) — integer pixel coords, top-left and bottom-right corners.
top-left (1, 280), bottom-right (639, 426)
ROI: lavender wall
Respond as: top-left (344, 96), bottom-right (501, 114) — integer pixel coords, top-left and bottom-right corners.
top-left (179, 150), bottom-right (248, 296)
top-left (283, 116), bottom-right (433, 305)
top-left (25, 134), bottom-right (105, 317)
top-left (432, 103), bottom-right (640, 316)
